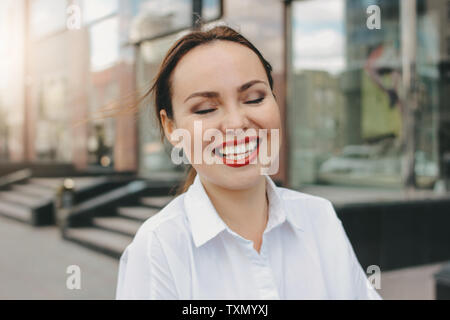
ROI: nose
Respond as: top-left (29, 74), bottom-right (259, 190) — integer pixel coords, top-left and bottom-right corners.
top-left (220, 103), bottom-right (250, 135)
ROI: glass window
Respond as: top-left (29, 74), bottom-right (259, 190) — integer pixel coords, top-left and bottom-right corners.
top-left (288, 0), bottom-right (441, 190)
top-left (222, 0), bottom-right (284, 72)
top-left (85, 71), bottom-right (119, 168)
top-left (129, 0), bottom-right (192, 42)
top-left (30, 0), bottom-right (67, 38)
top-left (0, 1), bottom-right (25, 161)
top-left (82, 0), bottom-right (119, 24)
top-left (35, 75), bottom-right (72, 161)
top-left (0, 106), bottom-right (8, 160)
top-left (89, 16), bottom-right (120, 72)
top-left (128, 0), bottom-right (222, 43)
top-left (137, 35), bottom-right (184, 176)
top-left (202, 0), bottom-right (222, 21)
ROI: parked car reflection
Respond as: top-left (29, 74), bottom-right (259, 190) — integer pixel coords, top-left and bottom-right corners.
top-left (318, 144), bottom-right (438, 188)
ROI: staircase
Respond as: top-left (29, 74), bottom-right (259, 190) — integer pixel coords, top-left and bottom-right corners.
top-left (0, 169), bottom-right (127, 226)
top-left (0, 166), bottom-right (181, 259)
top-left (0, 169), bottom-right (58, 225)
top-left (61, 180), bottom-right (178, 259)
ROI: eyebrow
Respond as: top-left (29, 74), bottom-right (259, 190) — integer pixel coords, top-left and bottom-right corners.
top-left (183, 79), bottom-right (268, 103)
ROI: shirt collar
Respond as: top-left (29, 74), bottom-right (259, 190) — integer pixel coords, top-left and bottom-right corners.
top-left (184, 173), bottom-right (302, 248)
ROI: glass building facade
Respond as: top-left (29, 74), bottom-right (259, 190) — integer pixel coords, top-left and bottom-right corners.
top-left (287, 0), bottom-right (450, 190)
top-left (17, 0), bottom-right (138, 170)
top-left (0, 0), bottom-right (448, 192)
top-left (0, 1), bottom-right (26, 161)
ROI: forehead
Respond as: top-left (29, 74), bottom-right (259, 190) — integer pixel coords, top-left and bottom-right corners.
top-left (171, 40), bottom-right (267, 98)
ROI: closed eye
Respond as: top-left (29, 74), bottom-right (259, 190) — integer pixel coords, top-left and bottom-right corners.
top-left (245, 97), bottom-right (264, 104)
top-left (194, 108), bottom-right (216, 115)
top-left (194, 96), bottom-right (264, 114)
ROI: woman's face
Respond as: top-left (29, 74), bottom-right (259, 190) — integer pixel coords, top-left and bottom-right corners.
top-left (163, 40), bottom-right (282, 190)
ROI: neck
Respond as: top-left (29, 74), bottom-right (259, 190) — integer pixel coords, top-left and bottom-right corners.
top-left (199, 175), bottom-right (269, 243)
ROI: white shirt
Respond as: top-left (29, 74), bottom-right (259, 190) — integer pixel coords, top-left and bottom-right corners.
top-left (116, 173), bottom-right (382, 300)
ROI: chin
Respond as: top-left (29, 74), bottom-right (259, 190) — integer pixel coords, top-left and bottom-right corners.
top-left (199, 165), bottom-right (264, 191)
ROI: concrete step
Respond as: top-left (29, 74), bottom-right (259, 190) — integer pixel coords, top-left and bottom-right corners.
top-left (0, 201), bottom-right (32, 223)
top-left (11, 183), bottom-right (56, 198)
top-left (64, 227), bottom-right (132, 259)
top-left (0, 169), bottom-right (32, 189)
top-left (0, 190), bottom-right (50, 207)
top-left (28, 177), bottom-right (107, 191)
top-left (92, 216), bottom-right (143, 237)
top-left (28, 178), bottom-right (63, 190)
top-left (140, 196), bottom-right (173, 208)
top-left (117, 206), bottom-right (159, 222)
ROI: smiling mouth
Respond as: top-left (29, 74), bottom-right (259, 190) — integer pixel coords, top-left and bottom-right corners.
top-left (213, 136), bottom-right (261, 167)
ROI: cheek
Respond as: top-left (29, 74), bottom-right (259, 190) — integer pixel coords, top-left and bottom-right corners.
top-left (171, 117), bottom-right (196, 158)
top-left (178, 122), bottom-right (214, 161)
top-left (259, 103), bottom-right (282, 153)
top-left (255, 102), bottom-right (282, 130)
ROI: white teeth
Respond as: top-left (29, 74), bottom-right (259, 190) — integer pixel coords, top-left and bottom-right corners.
top-left (217, 139), bottom-right (258, 158)
top-left (225, 153), bottom-right (246, 160)
top-left (246, 140), bottom-right (257, 152)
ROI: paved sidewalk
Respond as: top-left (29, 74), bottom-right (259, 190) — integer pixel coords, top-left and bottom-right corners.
top-left (379, 262), bottom-right (444, 300)
top-left (0, 215), bottom-right (445, 299)
top-left (0, 216), bottom-right (120, 299)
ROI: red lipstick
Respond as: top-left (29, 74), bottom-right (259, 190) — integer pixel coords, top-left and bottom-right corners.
top-left (213, 136), bottom-right (260, 168)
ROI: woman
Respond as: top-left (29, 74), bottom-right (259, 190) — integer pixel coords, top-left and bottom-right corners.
top-left (116, 25), bottom-right (381, 300)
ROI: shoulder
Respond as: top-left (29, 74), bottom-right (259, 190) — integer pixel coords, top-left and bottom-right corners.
top-left (275, 186), bottom-right (340, 229)
top-left (128, 193), bottom-right (191, 257)
top-left (117, 195), bottom-right (186, 299)
top-left (276, 187), bottom-right (351, 265)
top-left (274, 186), bottom-right (378, 299)
top-left (277, 185), bottom-right (331, 205)
top-left (137, 194), bottom-right (186, 232)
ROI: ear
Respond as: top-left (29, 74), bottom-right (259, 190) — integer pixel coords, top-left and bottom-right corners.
top-left (160, 109), bottom-right (177, 148)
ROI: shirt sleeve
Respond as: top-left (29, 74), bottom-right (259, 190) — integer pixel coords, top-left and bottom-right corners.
top-left (116, 230), bottom-right (179, 300)
top-left (326, 201), bottom-right (383, 300)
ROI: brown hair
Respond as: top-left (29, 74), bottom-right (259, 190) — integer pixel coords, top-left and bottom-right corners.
top-left (141, 25), bottom-right (275, 195)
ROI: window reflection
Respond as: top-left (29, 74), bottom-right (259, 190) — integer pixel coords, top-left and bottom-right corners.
top-left (0, 1), bottom-right (24, 161)
top-left (0, 106), bottom-right (8, 160)
top-left (89, 17), bottom-right (119, 72)
top-left (137, 35), bottom-right (183, 175)
top-left (82, 0), bottom-right (118, 24)
top-left (293, 0), bottom-right (345, 74)
top-left (30, 0), bottom-right (67, 38)
top-left (35, 76), bottom-right (72, 161)
top-left (86, 78), bottom-right (118, 168)
top-left (289, 0), bottom-right (441, 189)
top-left (129, 0), bottom-right (192, 42)
top-left (202, 0), bottom-right (222, 21)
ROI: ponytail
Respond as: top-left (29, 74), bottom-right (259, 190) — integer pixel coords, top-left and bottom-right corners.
top-left (176, 165), bottom-right (197, 196)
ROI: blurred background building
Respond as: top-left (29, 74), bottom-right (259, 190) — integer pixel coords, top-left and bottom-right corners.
top-left (0, 0), bottom-right (449, 189)
top-left (0, 0), bottom-right (450, 299)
